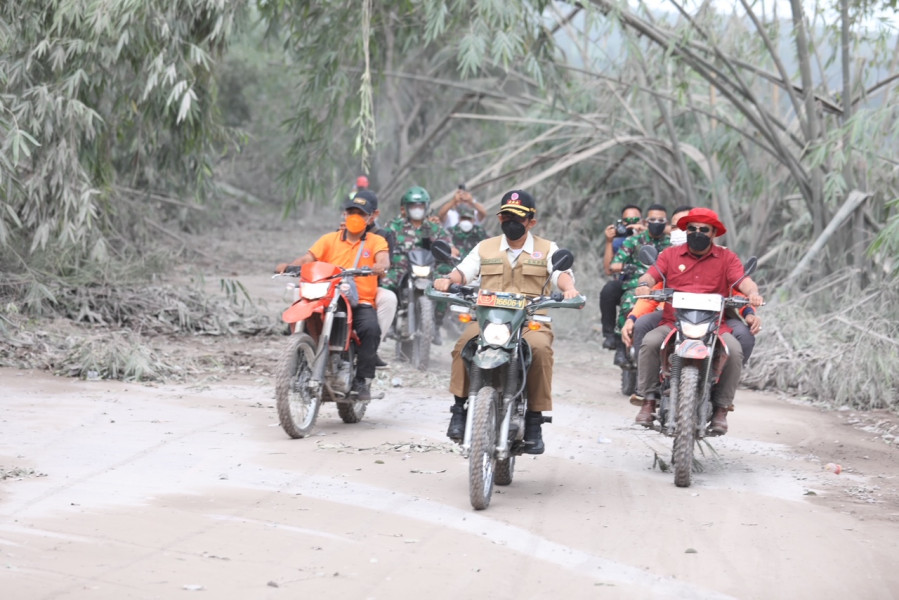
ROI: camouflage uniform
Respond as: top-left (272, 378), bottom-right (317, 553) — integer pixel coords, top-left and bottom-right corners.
top-left (612, 230), bottom-right (671, 331)
top-left (381, 216), bottom-right (451, 292)
top-left (435, 221), bottom-right (488, 276)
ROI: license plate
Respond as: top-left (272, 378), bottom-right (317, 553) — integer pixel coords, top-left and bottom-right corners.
top-left (477, 291), bottom-right (526, 309)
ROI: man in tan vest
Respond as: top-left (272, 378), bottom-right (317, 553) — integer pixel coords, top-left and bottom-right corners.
top-left (433, 190), bottom-right (580, 454)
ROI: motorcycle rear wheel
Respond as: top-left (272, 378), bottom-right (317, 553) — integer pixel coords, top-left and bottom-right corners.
top-left (469, 386), bottom-right (498, 510)
top-left (673, 364), bottom-right (700, 487)
top-left (275, 334), bottom-right (322, 439)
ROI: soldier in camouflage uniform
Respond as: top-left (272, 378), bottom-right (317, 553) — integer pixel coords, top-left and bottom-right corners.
top-left (433, 203), bottom-right (489, 341)
top-left (381, 186), bottom-right (452, 292)
top-left (609, 204), bottom-right (671, 366)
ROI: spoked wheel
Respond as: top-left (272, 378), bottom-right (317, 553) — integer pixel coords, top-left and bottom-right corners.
top-left (672, 365), bottom-right (700, 487)
top-left (411, 295), bottom-right (435, 371)
top-left (275, 334), bottom-right (322, 439)
top-left (494, 456), bottom-right (515, 486)
top-left (337, 344), bottom-right (368, 424)
top-left (469, 386), bottom-right (498, 510)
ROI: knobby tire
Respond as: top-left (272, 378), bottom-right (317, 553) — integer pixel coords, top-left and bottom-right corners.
top-left (275, 334), bottom-right (321, 439)
top-left (673, 365), bottom-right (700, 487)
top-left (469, 386), bottom-right (498, 510)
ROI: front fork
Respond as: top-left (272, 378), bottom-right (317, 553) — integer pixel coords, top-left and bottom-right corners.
top-left (461, 349), bottom-right (521, 460)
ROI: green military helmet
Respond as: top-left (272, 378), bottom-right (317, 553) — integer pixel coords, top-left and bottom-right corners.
top-left (401, 185), bottom-right (431, 210)
top-left (456, 203), bottom-right (475, 219)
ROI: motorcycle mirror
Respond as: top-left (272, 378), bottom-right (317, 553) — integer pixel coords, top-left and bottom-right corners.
top-left (638, 245), bottom-right (658, 267)
top-left (430, 239), bottom-right (454, 262)
top-left (730, 256), bottom-right (759, 290)
top-left (551, 249), bottom-right (574, 272)
top-left (743, 256), bottom-right (758, 277)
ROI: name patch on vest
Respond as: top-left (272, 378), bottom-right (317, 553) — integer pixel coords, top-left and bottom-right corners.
top-left (481, 258), bottom-right (503, 265)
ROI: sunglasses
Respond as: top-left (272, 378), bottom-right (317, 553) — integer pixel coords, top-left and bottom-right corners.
top-left (646, 217), bottom-right (667, 224)
top-left (622, 217), bottom-right (641, 224)
top-left (686, 225), bottom-right (712, 234)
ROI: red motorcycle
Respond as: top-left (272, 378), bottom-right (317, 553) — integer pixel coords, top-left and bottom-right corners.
top-left (274, 262), bottom-right (374, 438)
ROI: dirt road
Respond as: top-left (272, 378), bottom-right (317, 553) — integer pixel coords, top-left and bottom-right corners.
top-left (2, 207), bottom-right (898, 599)
top-left (2, 334), bottom-right (898, 599)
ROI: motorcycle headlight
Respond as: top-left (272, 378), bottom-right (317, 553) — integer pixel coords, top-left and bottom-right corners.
top-left (482, 322), bottom-right (512, 346)
top-left (300, 281), bottom-right (331, 300)
top-left (411, 265), bottom-right (432, 278)
top-left (680, 321), bottom-right (712, 339)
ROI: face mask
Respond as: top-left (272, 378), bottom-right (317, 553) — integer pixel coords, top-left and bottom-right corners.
top-left (648, 222), bottom-right (666, 237)
top-left (458, 220), bottom-right (474, 233)
top-left (407, 207), bottom-right (426, 221)
top-left (501, 219), bottom-right (527, 241)
top-left (687, 231), bottom-right (712, 252)
top-left (345, 214), bottom-right (368, 235)
top-left (669, 229), bottom-right (687, 246)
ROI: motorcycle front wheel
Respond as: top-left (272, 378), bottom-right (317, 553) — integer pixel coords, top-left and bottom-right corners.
top-left (469, 386), bottom-right (498, 510)
top-left (275, 333), bottom-right (322, 439)
top-left (673, 364), bottom-right (700, 487)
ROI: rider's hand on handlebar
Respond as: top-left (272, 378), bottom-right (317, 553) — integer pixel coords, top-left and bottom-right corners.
top-left (434, 278), bottom-right (451, 292)
top-left (562, 288), bottom-right (581, 300)
top-left (748, 293), bottom-right (764, 308)
top-left (275, 263), bottom-right (288, 274)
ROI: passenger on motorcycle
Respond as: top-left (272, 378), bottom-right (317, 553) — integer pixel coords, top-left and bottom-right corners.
top-left (433, 203), bottom-right (489, 337)
top-left (608, 204), bottom-right (671, 367)
top-left (433, 189), bottom-right (581, 454)
top-left (381, 186), bottom-right (453, 342)
top-left (599, 205), bottom-right (644, 351)
top-left (632, 207), bottom-right (764, 434)
top-left (275, 194), bottom-right (390, 401)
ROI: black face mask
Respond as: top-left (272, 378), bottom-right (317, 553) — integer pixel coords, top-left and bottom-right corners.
top-left (648, 222), bottom-right (666, 237)
top-left (501, 220), bottom-right (527, 241)
top-left (687, 232), bottom-right (712, 252)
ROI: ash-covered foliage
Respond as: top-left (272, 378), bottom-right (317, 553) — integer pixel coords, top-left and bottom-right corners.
top-left (743, 273), bottom-right (899, 412)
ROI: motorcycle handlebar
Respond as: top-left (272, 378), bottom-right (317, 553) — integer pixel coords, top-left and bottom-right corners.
top-left (273, 266), bottom-right (376, 279)
top-left (448, 283), bottom-right (477, 296)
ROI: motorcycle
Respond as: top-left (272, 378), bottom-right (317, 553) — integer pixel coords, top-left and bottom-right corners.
top-left (427, 244), bottom-right (585, 510)
top-left (635, 246), bottom-right (757, 487)
top-left (394, 246), bottom-right (443, 370)
top-left (273, 262), bottom-right (376, 438)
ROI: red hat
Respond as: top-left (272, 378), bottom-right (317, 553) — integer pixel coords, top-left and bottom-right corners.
top-left (678, 207), bottom-right (726, 236)
top-left (356, 175), bottom-right (369, 189)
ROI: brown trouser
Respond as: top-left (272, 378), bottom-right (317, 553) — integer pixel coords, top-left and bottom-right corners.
top-left (637, 325), bottom-right (743, 408)
top-left (449, 321), bottom-right (555, 411)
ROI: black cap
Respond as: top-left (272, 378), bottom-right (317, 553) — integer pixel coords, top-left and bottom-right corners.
top-left (497, 190), bottom-right (536, 218)
top-left (345, 190), bottom-right (377, 214)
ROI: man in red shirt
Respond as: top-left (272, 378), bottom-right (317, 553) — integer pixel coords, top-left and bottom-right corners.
top-left (276, 194), bottom-right (390, 400)
top-left (631, 208), bottom-right (763, 434)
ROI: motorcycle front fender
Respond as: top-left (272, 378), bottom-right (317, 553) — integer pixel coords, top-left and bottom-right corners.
top-left (473, 347), bottom-right (512, 369)
top-left (676, 339), bottom-right (710, 360)
top-left (282, 299), bottom-right (323, 324)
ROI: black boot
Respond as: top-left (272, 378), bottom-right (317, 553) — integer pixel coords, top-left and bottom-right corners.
top-left (613, 338), bottom-right (629, 368)
top-left (446, 397), bottom-right (466, 442)
top-left (523, 411), bottom-right (545, 455)
top-left (351, 377), bottom-right (371, 402)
